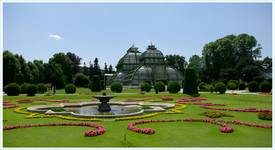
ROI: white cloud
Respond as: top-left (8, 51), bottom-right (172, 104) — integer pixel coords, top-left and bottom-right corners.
top-left (48, 34), bottom-right (62, 40)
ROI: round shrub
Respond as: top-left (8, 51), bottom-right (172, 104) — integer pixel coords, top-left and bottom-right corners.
top-left (259, 80), bottom-right (272, 93)
top-left (154, 81), bottom-right (165, 93)
top-left (27, 84), bottom-right (37, 96)
top-left (238, 82), bottom-right (246, 90)
top-left (167, 81), bottom-right (181, 93)
top-left (110, 82), bottom-right (123, 93)
top-left (227, 80), bottom-right (238, 91)
top-left (65, 84), bottom-right (76, 94)
top-left (208, 85), bottom-right (214, 93)
top-left (214, 82), bottom-right (226, 94)
top-left (198, 82), bottom-right (207, 91)
top-left (248, 81), bottom-right (259, 92)
top-left (253, 76), bottom-right (265, 84)
top-left (4, 83), bottom-right (20, 96)
top-left (258, 112), bottom-right (272, 121)
top-left (74, 73), bottom-right (90, 87)
top-left (20, 83), bottom-right (30, 94)
top-left (140, 82), bottom-right (151, 92)
top-left (37, 83), bottom-right (47, 94)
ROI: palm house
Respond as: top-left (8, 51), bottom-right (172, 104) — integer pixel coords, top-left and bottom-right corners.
top-left (110, 44), bottom-right (183, 85)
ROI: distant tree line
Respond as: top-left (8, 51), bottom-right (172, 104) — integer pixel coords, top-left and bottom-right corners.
top-left (3, 51), bottom-right (114, 89)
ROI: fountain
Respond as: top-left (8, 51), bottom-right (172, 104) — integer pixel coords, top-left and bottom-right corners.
top-left (93, 92), bottom-right (114, 112)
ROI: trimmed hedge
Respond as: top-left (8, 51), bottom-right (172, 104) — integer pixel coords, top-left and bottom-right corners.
top-left (91, 75), bottom-right (101, 92)
top-left (198, 82), bottom-right (207, 91)
top-left (227, 80), bottom-right (238, 91)
top-left (183, 68), bottom-right (198, 94)
top-left (238, 82), bottom-right (246, 90)
top-left (167, 81), bottom-right (181, 93)
top-left (248, 81), bottom-right (259, 92)
top-left (110, 82), bottom-right (123, 93)
top-left (4, 83), bottom-right (20, 96)
top-left (214, 82), bottom-right (226, 94)
top-left (20, 83), bottom-right (30, 94)
top-left (260, 80), bottom-right (272, 93)
top-left (154, 81), bottom-right (165, 93)
top-left (37, 83), bottom-right (47, 94)
top-left (65, 84), bottom-right (76, 94)
top-left (140, 82), bottom-right (151, 92)
top-left (74, 73), bottom-right (90, 87)
top-left (27, 84), bottom-right (37, 96)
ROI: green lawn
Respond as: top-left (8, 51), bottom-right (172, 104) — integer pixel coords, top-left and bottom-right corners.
top-left (3, 88), bottom-right (272, 147)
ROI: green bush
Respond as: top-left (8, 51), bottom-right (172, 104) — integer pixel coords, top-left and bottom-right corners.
top-left (214, 82), bottom-right (226, 94)
top-left (238, 82), bottom-right (246, 90)
top-left (27, 84), bottom-right (37, 96)
top-left (248, 81), bottom-right (259, 92)
top-left (37, 83), bottom-right (47, 94)
top-left (253, 76), bottom-right (265, 84)
top-left (65, 84), bottom-right (76, 94)
top-left (20, 83), bottom-right (30, 94)
top-left (260, 80), bottom-right (272, 93)
top-left (154, 81), bottom-right (165, 93)
top-left (258, 112), bottom-right (272, 121)
top-left (140, 82), bottom-right (151, 92)
top-left (4, 83), bottom-right (20, 96)
top-left (227, 80), bottom-right (238, 91)
top-left (183, 68), bottom-right (198, 94)
top-left (110, 82), bottom-right (123, 93)
top-left (91, 75), bottom-right (101, 92)
top-left (198, 82), bottom-right (207, 91)
top-left (74, 73), bottom-right (90, 87)
top-left (167, 81), bottom-right (181, 93)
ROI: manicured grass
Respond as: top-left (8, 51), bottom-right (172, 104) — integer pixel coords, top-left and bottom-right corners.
top-left (3, 88), bottom-right (272, 147)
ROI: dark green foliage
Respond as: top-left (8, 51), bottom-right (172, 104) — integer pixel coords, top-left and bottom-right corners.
top-left (15, 73), bottom-right (25, 85)
top-left (258, 112), bottom-right (272, 121)
top-left (154, 81), bottom-right (165, 93)
top-left (4, 83), bottom-right (20, 96)
top-left (183, 68), bottom-right (198, 94)
top-left (20, 83), bottom-right (30, 94)
top-left (37, 83), bottom-right (47, 94)
top-left (50, 107), bottom-right (65, 112)
top-left (167, 81), bottom-right (181, 93)
top-left (248, 81), bottom-right (259, 92)
top-left (198, 82), bottom-right (207, 91)
top-left (259, 80), bottom-right (272, 93)
top-left (3, 51), bottom-right (21, 85)
top-left (200, 111), bottom-right (233, 118)
top-left (140, 82), bottom-right (151, 92)
top-left (214, 82), bottom-right (226, 94)
top-left (110, 82), bottom-right (123, 93)
top-left (27, 84), bottom-right (37, 96)
top-left (165, 55), bottom-right (187, 74)
top-left (253, 76), bottom-right (265, 84)
top-left (91, 75), bottom-right (101, 92)
top-left (239, 82), bottom-right (246, 90)
top-left (227, 80), bottom-right (238, 90)
top-left (65, 84), bottom-right (76, 94)
top-left (74, 73), bottom-right (90, 87)
top-left (44, 63), bottom-right (65, 89)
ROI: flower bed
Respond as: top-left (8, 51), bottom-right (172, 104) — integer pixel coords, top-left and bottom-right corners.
top-left (161, 96), bottom-right (173, 101)
top-left (3, 100), bottom-right (18, 109)
top-left (200, 111), bottom-right (233, 118)
top-left (258, 112), bottom-right (272, 121)
top-left (217, 120), bottom-right (272, 128)
top-left (3, 122), bottom-right (105, 137)
top-left (16, 99), bottom-right (71, 104)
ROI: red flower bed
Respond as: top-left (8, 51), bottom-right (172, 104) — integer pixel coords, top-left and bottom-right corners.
top-left (3, 122), bottom-right (105, 137)
top-left (161, 96), bottom-right (173, 101)
top-left (220, 126), bottom-right (234, 133)
top-left (3, 100), bottom-right (18, 109)
top-left (218, 120), bottom-right (272, 128)
top-left (15, 99), bottom-right (71, 104)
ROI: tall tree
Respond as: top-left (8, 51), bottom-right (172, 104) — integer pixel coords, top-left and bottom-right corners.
top-left (165, 55), bottom-right (187, 74)
top-left (66, 52), bottom-right (81, 75)
top-left (3, 51), bottom-right (21, 85)
top-left (83, 62), bottom-right (89, 76)
top-left (108, 65), bottom-right (114, 73)
top-left (104, 63), bottom-right (108, 74)
top-left (33, 60), bottom-right (45, 83)
top-left (188, 55), bottom-right (203, 80)
top-left (93, 58), bottom-right (102, 78)
top-left (27, 62), bottom-right (39, 83)
top-left (89, 62), bottom-right (94, 82)
top-left (49, 53), bottom-right (73, 83)
top-left (44, 63), bottom-right (65, 88)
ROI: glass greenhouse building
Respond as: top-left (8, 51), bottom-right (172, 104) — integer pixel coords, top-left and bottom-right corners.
top-left (110, 44), bottom-right (183, 85)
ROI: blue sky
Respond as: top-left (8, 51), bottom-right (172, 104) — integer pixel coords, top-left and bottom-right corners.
top-left (3, 3), bottom-right (272, 68)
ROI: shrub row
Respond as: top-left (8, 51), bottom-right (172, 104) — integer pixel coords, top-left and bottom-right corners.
top-left (4, 83), bottom-right (48, 96)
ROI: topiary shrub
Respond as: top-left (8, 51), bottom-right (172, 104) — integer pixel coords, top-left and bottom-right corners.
top-left (27, 84), bottom-right (37, 96)
top-left (238, 82), bottom-right (246, 90)
top-left (140, 82), bottom-right (151, 92)
top-left (248, 81), bottom-right (259, 92)
top-left (227, 80), bottom-right (238, 92)
top-left (37, 83), bottom-right (47, 94)
top-left (74, 73), bottom-right (90, 87)
top-left (110, 82), bottom-right (123, 93)
top-left (154, 81), bottom-right (165, 93)
top-left (208, 85), bottom-right (214, 93)
top-left (253, 76), bottom-right (265, 84)
top-left (4, 83), bottom-right (20, 96)
top-left (65, 84), bottom-right (76, 94)
top-left (91, 75), bottom-right (101, 92)
top-left (20, 83), bottom-right (30, 94)
top-left (183, 68), bottom-right (198, 94)
top-left (167, 81), bottom-right (181, 93)
top-left (198, 82), bottom-right (207, 91)
top-left (259, 80), bottom-right (272, 93)
top-left (214, 82), bottom-right (226, 94)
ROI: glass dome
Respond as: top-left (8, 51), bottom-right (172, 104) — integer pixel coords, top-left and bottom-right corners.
top-left (140, 45), bottom-right (165, 65)
top-left (116, 45), bottom-right (141, 72)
